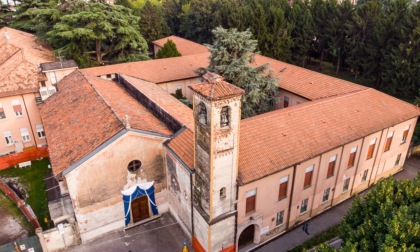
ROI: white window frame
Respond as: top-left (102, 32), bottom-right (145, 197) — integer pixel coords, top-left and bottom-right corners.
top-left (322, 188), bottom-right (330, 203)
top-left (300, 198), bottom-right (308, 214)
top-left (361, 169), bottom-right (369, 183)
top-left (276, 210), bottom-right (285, 226)
top-left (36, 124), bottom-right (45, 139)
top-left (20, 128), bottom-right (30, 142)
top-left (343, 178), bottom-right (350, 193)
top-left (3, 131), bottom-right (13, 146)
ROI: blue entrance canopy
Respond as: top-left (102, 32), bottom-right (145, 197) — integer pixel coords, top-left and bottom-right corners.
top-left (122, 181), bottom-right (158, 226)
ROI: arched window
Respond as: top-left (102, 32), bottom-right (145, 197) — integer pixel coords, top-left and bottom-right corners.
top-left (127, 160), bottom-right (142, 173)
top-left (220, 106), bottom-right (230, 128)
top-left (198, 102), bottom-right (207, 126)
top-left (220, 187), bottom-right (226, 200)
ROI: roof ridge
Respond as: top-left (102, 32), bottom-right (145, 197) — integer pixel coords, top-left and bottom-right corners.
top-left (243, 88), bottom-right (374, 124)
top-left (82, 72), bottom-right (125, 128)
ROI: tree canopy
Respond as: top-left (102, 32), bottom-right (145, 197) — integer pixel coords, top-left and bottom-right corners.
top-left (207, 27), bottom-right (279, 118)
top-left (317, 175), bottom-right (420, 251)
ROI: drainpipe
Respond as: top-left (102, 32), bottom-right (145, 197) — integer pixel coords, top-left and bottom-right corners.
top-left (286, 165), bottom-right (297, 230)
top-left (21, 94), bottom-right (37, 147)
top-left (190, 172), bottom-right (194, 241)
top-left (369, 129), bottom-right (387, 187)
top-left (330, 146), bottom-right (345, 206)
top-left (349, 137), bottom-right (366, 196)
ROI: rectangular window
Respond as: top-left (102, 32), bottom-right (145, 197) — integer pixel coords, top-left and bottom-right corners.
top-left (0, 103), bottom-right (5, 119)
top-left (322, 188), bottom-right (330, 203)
top-left (361, 169), bottom-right (369, 183)
top-left (284, 96), bottom-right (289, 108)
top-left (367, 139), bottom-right (376, 159)
top-left (20, 128), bottom-right (30, 142)
top-left (395, 153), bottom-right (402, 166)
top-left (401, 125), bottom-right (409, 144)
top-left (300, 198), bottom-right (308, 214)
top-left (40, 81), bottom-right (46, 87)
top-left (12, 100), bottom-right (22, 116)
top-left (49, 72), bottom-right (57, 84)
top-left (326, 156), bottom-right (336, 178)
top-left (304, 165), bottom-right (314, 188)
top-left (245, 189), bottom-right (256, 214)
top-left (175, 85), bottom-right (183, 97)
top-left (36, 124), bottom-right (45, 139)
top-left (384, 132), bottom-right (394, 152)
top-left (276, 210), bottom-right (284, 226)
top-left (3, 131), bottom-right (13, 146)
top-left (348, 147), bottom-right (357, 168)
top-left (278, 176), bottom-right (289, 200)
top-left (343, 178), bottom-right (350, 193)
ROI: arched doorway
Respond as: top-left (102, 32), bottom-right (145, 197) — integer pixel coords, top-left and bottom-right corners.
top-left (238, 224), bottom-right (255, 249)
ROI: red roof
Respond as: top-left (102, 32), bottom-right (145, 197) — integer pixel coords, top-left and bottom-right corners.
top-left (152, 35), bottom-right (209, 56)
top-left (189, 73), bottom-right (244, 100)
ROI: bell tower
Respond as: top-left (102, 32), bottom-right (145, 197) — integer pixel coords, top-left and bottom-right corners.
top-left (189, 72), bottom-right (244, 252)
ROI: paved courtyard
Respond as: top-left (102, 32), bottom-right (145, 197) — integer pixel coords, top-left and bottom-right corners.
top-left (67, 213), bottom-right (192, 252)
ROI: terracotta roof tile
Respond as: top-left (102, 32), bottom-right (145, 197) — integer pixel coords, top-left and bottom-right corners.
top-left (120, 74), bottom-right (194, 130)
top-left (152, 35), bottom-right (209, 56)
top-left (86, 75), bottom-right (173, 136)
top-left (39, 70), bottom-right (124, 175)
top-left (238, 88), bottom-right (420, 184)
top-left (189, 73), bottom-right (244, 100)
top-left (253, 54), bottom-right (368, 100)
top-left (81, 53), bottom-right (210, 84)
top-left (0, 27), bottom-right (55, 97)
top-left (166, 128), bottom-right (194, 169)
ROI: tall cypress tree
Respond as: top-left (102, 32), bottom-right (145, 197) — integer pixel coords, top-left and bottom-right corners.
top-left (207, 27), bottom-right (279, 118)
top-left (155, 39), bottom-right (182, 59)
top-left (139, 0), bottom-right (170, 42)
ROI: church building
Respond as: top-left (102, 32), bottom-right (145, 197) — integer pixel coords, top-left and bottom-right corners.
top-left (39, 36), bottom-right (420, 252)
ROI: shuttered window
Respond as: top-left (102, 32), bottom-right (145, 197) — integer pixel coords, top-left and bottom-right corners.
top-left (284, 96), bottom-right (289, 108)
top-left (12, 100), bottom-right (22, 116)
top-left (304, 165), bottom-right (314, 188)
top-left (245, 189), bottom-right (256, 214)
top-left (278, 176), bottom-right (288, 200)
top-left (384, 132), bottom-right (393, 152)
top-left (326, 156), bottom-right (336, 178)
top-left (347, 147), bottom-right (357, 168)
top-left (402, 125), bottom-right (409, 143)
top-left (367, 139), bottom-right (376, 159)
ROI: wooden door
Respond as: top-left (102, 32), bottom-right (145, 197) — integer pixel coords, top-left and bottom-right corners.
top-left (131, 196), bottom-right (149, 223)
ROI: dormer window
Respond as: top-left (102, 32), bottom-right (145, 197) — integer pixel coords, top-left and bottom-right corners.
top-left (198, 102), bottom-right (207, 126)
top-left (220, 106), bottom-right (230, 128)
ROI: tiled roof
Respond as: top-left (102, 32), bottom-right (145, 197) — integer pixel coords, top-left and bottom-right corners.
top-left (39, 70), bottom-right (124, 175)
top-left (253, 54), bottom-right (368, 100)
top-left (119, 74), bottom-right (194, 130)
top-left (189, 74), bottom-right (245, 100)
top-left (81, 53), bottom-right (210, 84)
top-left (0, 27), bottom-right (55, 97)
top-left (166, 128), bottom-right (194, 169)
top-left (86, 75), bottom-right (173, 136)
top-left (152, 35), bottom-right (209, 56)
top-left (238, 88), bottom-right (420, 184)
top-left (40, 60), bottom-right (78, 71)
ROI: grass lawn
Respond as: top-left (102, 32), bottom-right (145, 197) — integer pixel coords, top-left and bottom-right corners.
top-left (0, 190), bottom-right (34, 236)
top-left (0, 158), bottom-right (53, 230)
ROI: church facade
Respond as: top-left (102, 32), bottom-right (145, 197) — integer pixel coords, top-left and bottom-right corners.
top-left (39, 36), bottom-right (420, 252)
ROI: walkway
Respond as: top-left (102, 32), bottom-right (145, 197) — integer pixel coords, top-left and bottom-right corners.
top-left (247, 157), bottom-right (420, 252)
top-left (0, 147), bottom-right (49, 170)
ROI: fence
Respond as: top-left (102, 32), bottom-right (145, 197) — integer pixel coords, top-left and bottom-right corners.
top-left (0, 236), bottom-right (42, 252)
top-left (0, 147), bottom-right (49, 170)
top-left (0, 180), bottom-right (40, 229)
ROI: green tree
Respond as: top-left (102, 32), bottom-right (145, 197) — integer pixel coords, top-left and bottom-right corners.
top-left (139, 0), bottom-right (170, 42)
top-left (207, 27), bottom-right (279, 118)
top-left (340, 175), bottom-right (420, 251)
top-left (287, 0), bottom-right (314, 67)
top-left (155, 39), bottom-right (181, 59)
top-left (47, 1), bottom-right (148, 67)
